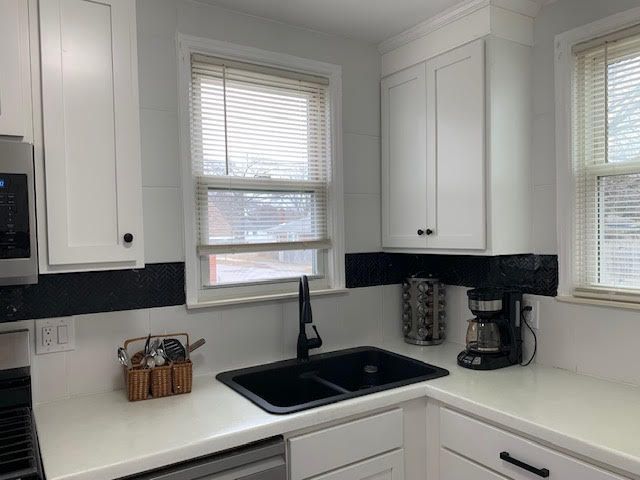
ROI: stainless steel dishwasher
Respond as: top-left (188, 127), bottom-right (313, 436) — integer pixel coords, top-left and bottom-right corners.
top-left (123, 437), bottom-right (286, 480)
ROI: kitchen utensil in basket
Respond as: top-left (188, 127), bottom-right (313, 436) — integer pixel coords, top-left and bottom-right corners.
top-left (122, 333), bottom-right (193, 401)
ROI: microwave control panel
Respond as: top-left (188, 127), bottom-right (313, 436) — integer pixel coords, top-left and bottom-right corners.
top-left (0, 173), bottom-right (30, 259)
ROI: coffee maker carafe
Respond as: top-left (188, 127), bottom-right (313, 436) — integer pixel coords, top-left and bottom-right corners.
top-left (457, 288), bottom-right (522, 370)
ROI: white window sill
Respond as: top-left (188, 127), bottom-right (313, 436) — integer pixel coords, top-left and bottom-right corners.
top-left (187, 287), bottom-right (350, 309)
top-left (556, 294), bottom-right (640, 311)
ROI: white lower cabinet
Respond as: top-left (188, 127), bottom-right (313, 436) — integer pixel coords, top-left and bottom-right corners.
top-left (288, 409), bottom-right (405, 480)
top-left (440, 448), bottom-right (507, 480)
top-left (438, 407), bottom-right (627, 480)
top-left (311, 450), bottom-right (404, 480)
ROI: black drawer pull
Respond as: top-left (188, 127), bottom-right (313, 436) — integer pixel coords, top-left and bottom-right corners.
top-left (500, 451), bottom-right (549, 478)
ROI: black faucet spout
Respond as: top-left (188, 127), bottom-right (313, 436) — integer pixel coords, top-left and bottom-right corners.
top-left (297, 275), bottom-right (322, 361)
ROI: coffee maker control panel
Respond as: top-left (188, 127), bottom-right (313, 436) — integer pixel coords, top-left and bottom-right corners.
top-left (0, 173), bottom-right (30, 259)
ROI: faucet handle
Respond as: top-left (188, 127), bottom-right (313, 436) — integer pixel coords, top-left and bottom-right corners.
top-left (309, 325), bottom-right (323, 349)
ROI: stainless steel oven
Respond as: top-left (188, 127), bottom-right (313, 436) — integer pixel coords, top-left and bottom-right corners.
top-left (0, 141), bottom-right (37, 285)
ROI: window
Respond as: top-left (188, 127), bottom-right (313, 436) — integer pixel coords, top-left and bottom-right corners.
top-left (571, 24), bottom-right (640, 300)
top-left (179, 37), bottom-right (344, 305)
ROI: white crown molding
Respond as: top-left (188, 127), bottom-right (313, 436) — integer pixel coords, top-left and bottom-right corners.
top-left (378, 0), bottom-right (540, 54)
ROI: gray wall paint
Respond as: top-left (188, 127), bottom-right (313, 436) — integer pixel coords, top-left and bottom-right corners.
top-left (136, 0), bottom-right (382, 263)
top-left (531, 0), bottom-right (640, 254)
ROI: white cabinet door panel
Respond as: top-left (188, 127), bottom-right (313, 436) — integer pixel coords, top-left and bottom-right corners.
top-left (310, 450), bottom-right (404, 480)
top-left (381, 63), bottom-right (428, 249)
top-left (0, 0), bottom-right (31, 137)
top-left (426, 39), bottom-right (485, 250)
top-left (40, 0), bottom-right (143, 266)
top-left (289, 409), bottom-right (403, 480)
top-left (440, 448), bottom-right (509, 480)
top-left (440, 408), bottom-right (627, 480)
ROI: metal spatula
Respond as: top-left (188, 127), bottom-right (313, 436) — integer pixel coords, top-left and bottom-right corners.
top-left (163, 338), bottom-right (186, 362)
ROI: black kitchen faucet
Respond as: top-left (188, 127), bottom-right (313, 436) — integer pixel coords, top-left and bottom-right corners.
top-left (296, 275), bottom-right (322, 361)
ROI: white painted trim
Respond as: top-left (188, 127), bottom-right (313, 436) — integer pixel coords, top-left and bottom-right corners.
top-left (555, 5), bottom-right (640, 297)
top-left (177, 34), bottom-right (345, 307)
top-left (378, 0), bottom-right (539, 54)
top-left (186, 288), bottom-right (349, 310)
top-left (556, 295), bottom-right (640, 312)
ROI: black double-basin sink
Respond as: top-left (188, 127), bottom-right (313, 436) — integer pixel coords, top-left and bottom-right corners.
top-left (216, 346), bottom-right (449, 414)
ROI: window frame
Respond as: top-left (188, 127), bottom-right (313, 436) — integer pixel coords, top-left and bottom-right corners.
top-left (556, 5), bottom-right (640, 308)
top-left (177, 34), bottom-right (345, 308)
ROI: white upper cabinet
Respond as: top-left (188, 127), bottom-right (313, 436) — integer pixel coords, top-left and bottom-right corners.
top-left (381, 4), bottom-right (533, 255)
top-left (425, 39), bottom-right (485, 250)
top-left (381, 63), bottom-right (427, 249)
top-left (39, 0), bottom-right (144, 270)
top-left (0, 0), bottom-right (32, 138)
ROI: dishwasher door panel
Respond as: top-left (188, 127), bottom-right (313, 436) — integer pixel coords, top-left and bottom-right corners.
top-left (124, 437), bottom-right (285, 480)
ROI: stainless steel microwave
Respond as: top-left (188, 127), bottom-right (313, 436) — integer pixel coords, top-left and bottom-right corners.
top-left (0, 141), bottom-right (37, 285)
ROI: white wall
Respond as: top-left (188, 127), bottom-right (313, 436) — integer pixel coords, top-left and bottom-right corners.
top-left (30, 0), bottom-right (640, 406)
top-left (444, 284), bottom-right (640, 388)
top-left (137, 0), bottom-right (382, 261)
top-left (531, 0), bottom-right (640, 253)
top-left (519, 0), bottom-right (640, 385)
top-left (24, 0), bottom-right (385, 405)
top-left (21, 285), bottom-right (401, 405)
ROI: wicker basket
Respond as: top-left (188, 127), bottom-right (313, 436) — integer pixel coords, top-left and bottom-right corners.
top-left (125, 366), bottom-right (150, 402)
top-left (172, 361), bottom-right (193, 394)
top-left (122, 333), bottom-right (193, 401)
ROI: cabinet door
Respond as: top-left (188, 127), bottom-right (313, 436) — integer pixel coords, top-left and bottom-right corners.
top-left (40, 0), bottom-right (143, 266)
top-left (310, 450), bottom-right (404, 480)
top-left (0, 0), bottom-right (31, 137)
top-left (440, 448), bottom-right (510, 480)
top-left (426, 39), bottom-right (486, 250)
top-left (381, 63), bottom-right (428, 249)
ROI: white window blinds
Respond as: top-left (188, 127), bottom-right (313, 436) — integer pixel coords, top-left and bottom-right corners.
top-left (189, 54), bottom-right (332, 255)
top-left (573, 25), bottom-right (640, 298)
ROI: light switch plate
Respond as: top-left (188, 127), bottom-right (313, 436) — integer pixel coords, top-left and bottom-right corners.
top-left (36, 317), bottom-right (75, 354)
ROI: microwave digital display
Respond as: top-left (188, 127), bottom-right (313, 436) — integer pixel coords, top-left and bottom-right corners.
top-left (0, 173), bottom-right (30, 259)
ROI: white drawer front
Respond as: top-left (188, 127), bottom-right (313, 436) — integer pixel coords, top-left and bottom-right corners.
top-left (440, 448), bottom-right (508, 480)
top-left (310, 450), bottom-right (404, 480)
top-left (440, 408), bottom-right (626, 480)
top-left (289, 409), bottom-right (403, 480)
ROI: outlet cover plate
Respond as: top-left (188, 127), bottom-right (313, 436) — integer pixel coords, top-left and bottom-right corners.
top-left (522, 296), bottom-right (540, 330)
top-left (35, 317), bottom-right (75, 354)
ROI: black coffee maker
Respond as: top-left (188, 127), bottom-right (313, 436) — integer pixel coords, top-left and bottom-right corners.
top-left (457, 288), bottom-right (522, 370)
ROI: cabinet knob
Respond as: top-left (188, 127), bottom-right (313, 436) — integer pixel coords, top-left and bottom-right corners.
top-left (426, 229), bottom-right (433, 236)
top-left (123, 233), bottom-right (134, 243)
top-left (417, 229), bottom-right (425, 236)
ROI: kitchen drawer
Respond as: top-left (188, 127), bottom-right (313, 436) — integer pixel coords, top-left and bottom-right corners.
top-left (440, 448), bottom-right (508, 480)
top-left (309, 450), bottom-right (404, 480)
top-left (289, 409), bottom-right (403, 480)
top-left (440, 408), bottom-right (626, 480)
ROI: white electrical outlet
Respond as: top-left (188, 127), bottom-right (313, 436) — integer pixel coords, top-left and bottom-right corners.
top-left (522, 297), bottom-right (540, 330)
top-left (36, 317), bottom-right (75, 354)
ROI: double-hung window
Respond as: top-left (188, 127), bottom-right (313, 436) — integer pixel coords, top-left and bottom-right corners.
top-left (571, 25), bottom-right (640, 301)
top-left (181, 40), bottom-right (343, 305)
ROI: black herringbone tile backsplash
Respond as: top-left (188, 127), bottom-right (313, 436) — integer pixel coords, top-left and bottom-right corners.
top-left (0, 263), bottom-right (184, 322)
top-left (346, 253), bottom-right (558, 296)
top-left (0, 254), bottom-right (557, 322)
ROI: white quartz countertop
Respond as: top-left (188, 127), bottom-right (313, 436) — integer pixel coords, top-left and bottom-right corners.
top-left (35, 341), bottom-right (640, 480)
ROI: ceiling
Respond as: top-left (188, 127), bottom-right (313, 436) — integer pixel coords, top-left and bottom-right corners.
top-left (198, 0), bottom-right (551, 44)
